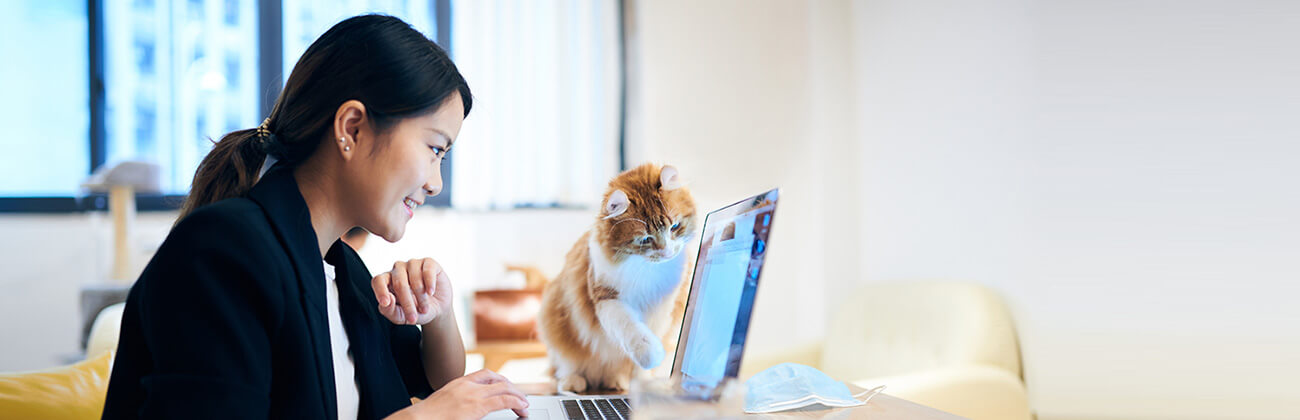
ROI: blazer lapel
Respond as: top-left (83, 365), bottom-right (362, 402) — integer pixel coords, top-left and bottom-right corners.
top-left (326, 242), bottom-right (403, 420)
top-left (247, 165), bottom-right (338, 420)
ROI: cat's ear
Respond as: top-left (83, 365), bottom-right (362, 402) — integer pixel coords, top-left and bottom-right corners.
top-left (603, 189), bottom-right (630, 220)
top-left (660, 165), bottom-right (682, 191)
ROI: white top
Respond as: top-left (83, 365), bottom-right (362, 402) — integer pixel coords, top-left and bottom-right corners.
top-left (323, 260), bottom-right (360, 420)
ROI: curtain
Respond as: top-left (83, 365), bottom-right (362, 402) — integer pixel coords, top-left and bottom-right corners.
top-left (450, 0), bottom-right (623, 210)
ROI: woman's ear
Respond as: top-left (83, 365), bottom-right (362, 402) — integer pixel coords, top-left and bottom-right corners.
top-left (334, 100), bottom-right (368, 158)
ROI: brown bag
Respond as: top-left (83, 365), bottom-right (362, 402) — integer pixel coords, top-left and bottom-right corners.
top-left (472, 289), bottom-right (543, 342)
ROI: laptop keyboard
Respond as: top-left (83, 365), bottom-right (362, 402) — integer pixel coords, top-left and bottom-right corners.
top-left (560, 398), bottom-right (631, 420)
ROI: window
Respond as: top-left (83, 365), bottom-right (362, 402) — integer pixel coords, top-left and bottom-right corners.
top-left (0, 2), bottom-right (90, 198)
top-left (102, 0), bottom-right (260, 195)
top-left (0, 0), bottom-right (624, 212)
top-left (282, 0), bottom-right (440, 79)
top-left (449, 0), bottom-right (624, 209)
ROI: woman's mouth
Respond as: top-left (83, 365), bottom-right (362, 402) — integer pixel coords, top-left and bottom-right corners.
top-left (402, 197), bottom-right (417, 216)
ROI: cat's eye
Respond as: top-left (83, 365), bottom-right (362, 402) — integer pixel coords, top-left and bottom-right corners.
top-left (671, 222), bottom-right (681, 230)
top-left (639, 237), bottom-right (653, 245)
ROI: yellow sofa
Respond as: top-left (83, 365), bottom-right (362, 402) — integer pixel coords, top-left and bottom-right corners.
top-left (0, 303), bottom-right (123, 419)
top-left (0, 350), bottom-right (114, 419)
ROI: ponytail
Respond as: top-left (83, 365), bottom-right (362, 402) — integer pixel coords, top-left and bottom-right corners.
top-left (177, 126), bottom-right (269, 221)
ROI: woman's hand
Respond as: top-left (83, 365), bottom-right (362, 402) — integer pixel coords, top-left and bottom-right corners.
top-left (389, 369), bottom-right (529, 420)
top-left (372, 258), bottom-right (454, 325)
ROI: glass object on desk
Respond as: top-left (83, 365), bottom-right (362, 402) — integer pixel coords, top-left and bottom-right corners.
top-left (629, 375), bottom-right (744, 420)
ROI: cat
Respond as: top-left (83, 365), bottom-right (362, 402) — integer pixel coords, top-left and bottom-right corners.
top-left (537, 163), bottom-right (698, 393)
top-left (504, 264), bottom-right (550, 290)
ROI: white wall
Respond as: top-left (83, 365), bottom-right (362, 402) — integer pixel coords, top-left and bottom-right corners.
top-left (852, 1), bottom-right (1300, 419)
top-left (630, 0), bottom-right (1300, 419)
top-left (1, 213), bottom-right (119, 370)
top-left (626, 0), bottom-right (861, 359)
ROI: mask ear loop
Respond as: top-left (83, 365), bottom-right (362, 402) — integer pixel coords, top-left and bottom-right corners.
top-left (853, 385), bottom-right (886, 404)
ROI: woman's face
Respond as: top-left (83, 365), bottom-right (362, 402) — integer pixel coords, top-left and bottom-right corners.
top-left (347, 92), bottom-right (464, 242)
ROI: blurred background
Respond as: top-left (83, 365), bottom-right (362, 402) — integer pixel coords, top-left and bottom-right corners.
top-left (1, 1), bottom-right (1297, 419)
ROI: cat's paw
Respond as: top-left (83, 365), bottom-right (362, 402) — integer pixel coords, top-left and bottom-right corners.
top-left (559, 375), bottom-right (588, 393)
top-left (608, 375), bottom-right (631, 393)
top-left (629, 334), bottom-right (666, 370)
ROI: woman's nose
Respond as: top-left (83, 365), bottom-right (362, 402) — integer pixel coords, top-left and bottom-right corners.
top-left (424, 171), bottom-right (443, 197)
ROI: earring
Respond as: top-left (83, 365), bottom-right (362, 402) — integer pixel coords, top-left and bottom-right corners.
top-left (339, 137), bottom-right (350, 152)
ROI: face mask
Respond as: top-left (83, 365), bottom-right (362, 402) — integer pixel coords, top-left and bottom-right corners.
top-left (743, 363), bottom-right (884, 414)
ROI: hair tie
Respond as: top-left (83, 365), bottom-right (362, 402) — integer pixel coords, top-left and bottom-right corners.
top-left (255, 118), bottom-right (273, 138)
top-left (253, 118), bottom-right (276, 152)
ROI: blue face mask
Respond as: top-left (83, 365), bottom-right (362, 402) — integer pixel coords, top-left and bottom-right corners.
top-left (743, 363), bottom-right (883, 414)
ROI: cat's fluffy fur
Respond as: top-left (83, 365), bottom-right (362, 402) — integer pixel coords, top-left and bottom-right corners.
top-left (537, 163), bottom-right (698, 393)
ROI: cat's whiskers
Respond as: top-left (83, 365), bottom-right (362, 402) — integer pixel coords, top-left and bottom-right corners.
top-left (610, 217), bottom-right (649, 229)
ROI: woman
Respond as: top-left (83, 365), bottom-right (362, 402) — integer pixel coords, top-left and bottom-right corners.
top-left (102, 15), bottom-right (528, 420)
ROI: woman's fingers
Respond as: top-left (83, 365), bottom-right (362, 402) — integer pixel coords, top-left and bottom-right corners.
top-left (390, 262), bottom-right (417, 324)
top-left (407, 259), bottom-right (427, 297)
top-left (439, 371), bottom-right (530, 418)
top-left (420, 259), bottom-right (438, 301)
top-left (481, 381), bottom-right (528, 404)
top-left (470, 371), bottom-right (529, 416)
top-left (464, 369), bottom-right (509, 384)
top-left (373, 258), bottom-right (449, 325)
top-left (371, 272), bottom-right (400, 321)
top-left (371, 272), bottom-right (391, 306)
top-left (490, 394), bottom-right (529, 418)
top-left (412, 373), bottom-right (530, 419)
top-left (407, 260), bottom-right (430, 314)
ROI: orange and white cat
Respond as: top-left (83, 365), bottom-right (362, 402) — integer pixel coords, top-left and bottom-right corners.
top-left (537, 163), bottom-right (698, 393)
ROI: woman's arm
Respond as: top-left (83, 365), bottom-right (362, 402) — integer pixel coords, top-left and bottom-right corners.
top-left (385, 370), bottom-right (529, 420)
top-left (104, 206), bottom-right (283, 419)
top-left (372, 258), bottom-right (466, 392)
top-left (420, 309), bottom-right (466, 390)
top-left (375, 260), bottom-right (531, 419)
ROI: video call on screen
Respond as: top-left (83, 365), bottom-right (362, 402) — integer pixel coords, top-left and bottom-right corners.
top-left (679, 192), bottom-right (776, 390)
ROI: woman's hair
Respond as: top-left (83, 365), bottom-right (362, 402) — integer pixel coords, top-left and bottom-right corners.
top-left (179, 14), bottom-right (472, 220)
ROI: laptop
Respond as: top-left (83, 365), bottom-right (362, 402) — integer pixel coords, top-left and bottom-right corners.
top-left (484, 188), bottom-right (780, 419)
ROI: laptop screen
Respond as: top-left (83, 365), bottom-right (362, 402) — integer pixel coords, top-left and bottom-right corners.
top-left (670, 189), bottom-right (779, 395)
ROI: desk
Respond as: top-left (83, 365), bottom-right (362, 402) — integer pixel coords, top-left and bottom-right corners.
top-left (468, 340), bottom-right (548, 372)
top-left (514, 382), bottom-right (965, 420)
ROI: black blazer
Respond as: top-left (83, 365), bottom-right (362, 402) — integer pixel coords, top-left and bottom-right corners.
top-left (103, 166), bottom-right (433, 420)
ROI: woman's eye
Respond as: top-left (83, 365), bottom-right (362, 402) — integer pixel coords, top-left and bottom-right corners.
top-left (430, 146), bottom-right (448, 161)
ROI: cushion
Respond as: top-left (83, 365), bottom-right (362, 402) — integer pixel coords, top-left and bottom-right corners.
top-left (0, 351), bottom-right (114, 420)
